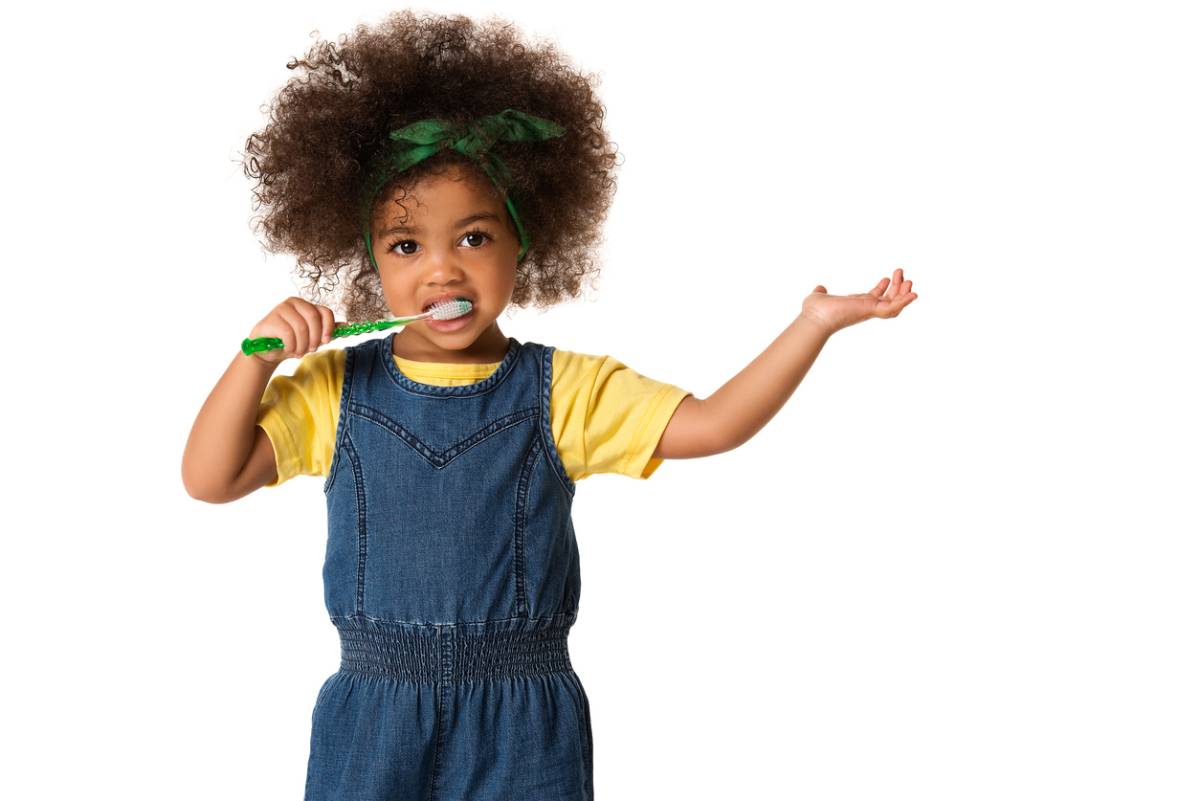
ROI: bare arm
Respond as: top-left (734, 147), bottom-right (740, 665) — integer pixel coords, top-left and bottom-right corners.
top-left (653, 269), bottom-right (918, 459)
top-left (653, 314), bottom-right (831, 458)
top-left (182, 297), bottom-right (340, 502)
top-left (181, 351), bottom-right (280, 503)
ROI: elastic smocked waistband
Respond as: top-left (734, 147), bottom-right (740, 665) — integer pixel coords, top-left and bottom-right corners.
top-left (334, 618), bottom-right (573, 684)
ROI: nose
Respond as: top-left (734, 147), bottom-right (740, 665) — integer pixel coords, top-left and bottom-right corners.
top-left (419, 246), bottom-right (467, 288)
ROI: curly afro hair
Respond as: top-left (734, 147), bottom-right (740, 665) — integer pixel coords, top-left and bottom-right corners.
top-left (241, 11), bottom-right (621, 322)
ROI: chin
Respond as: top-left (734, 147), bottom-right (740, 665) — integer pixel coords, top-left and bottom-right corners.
top-left (426, 325), bottom-right (487, 346)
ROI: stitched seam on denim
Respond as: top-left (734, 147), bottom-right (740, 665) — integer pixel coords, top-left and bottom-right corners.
top-left (432, 624), bottom-right (459, 800)
top-left (452, 627), bottom-right (571, 682)
top-left (343, 436), bottom-right (367, 616)
top-left (538, 344), bottom-right (577, 497)
top-left (304, 687), bottom-right (328, 793)
top-left (381, 333), bottom-right (523, 397)
top-left (346, 404), bottom-right (537, 467)
top-left (438, 624), bottom-right (455, 685)
top-left (512, 435), bottom-right (538, 618)
top-left (323, 346), bottom-right (356, 494)
top-left (428, 649), bottom-right (446, 801)
top-left (328, 609), bottom-right (578, 627)
top-left (564, 672), bottom-right (589, 778)
top-left (580, 676), bottom-right (594, 784)
top-left (332, 619), bottom-right (572, 683)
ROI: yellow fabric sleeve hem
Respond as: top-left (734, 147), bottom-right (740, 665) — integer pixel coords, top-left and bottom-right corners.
top-left (255, 417), bottom-right (298, 488)
top-left (621, 386), bottom-right (694, 480)
top-left (254, 348), bottom-right (346, 489)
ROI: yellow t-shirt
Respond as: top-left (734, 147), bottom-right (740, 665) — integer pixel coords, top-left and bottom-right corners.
top-left (256, 344), bottom-right (692, 488)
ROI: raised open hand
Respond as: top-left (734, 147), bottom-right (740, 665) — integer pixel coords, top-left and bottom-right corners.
top-left (800, 268), bottom-right (918, 335)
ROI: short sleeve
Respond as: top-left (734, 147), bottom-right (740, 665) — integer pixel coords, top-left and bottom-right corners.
top-left (255, 348), bottom-right (344, 487)
top-left (550, 350), bottom-right (692, 481)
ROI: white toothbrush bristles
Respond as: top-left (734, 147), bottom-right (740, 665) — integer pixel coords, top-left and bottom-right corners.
top-left (427, 299), bottom-right (474, 320)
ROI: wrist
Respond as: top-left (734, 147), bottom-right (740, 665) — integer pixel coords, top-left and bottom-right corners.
top-left (238, 350), bottom-right (282, 375)
top-left (796, 311), bottom-right (836, 339)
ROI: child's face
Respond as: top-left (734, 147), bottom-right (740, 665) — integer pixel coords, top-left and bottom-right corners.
top-left (370, 165), bottom-right (521, 359)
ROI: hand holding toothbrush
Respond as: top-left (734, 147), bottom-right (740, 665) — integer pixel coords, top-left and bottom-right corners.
top-left (241, 297), bottom-right (473, 362)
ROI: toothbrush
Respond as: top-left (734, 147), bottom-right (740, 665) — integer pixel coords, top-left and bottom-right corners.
top-left (241, 299), bottom-right (474, 356)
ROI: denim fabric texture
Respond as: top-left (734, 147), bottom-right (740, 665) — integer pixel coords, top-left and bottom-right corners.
top-left (304, 333), bottom-right (594, 801)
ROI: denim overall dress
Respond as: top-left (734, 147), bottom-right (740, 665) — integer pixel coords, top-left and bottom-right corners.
top-left (303, 333), bottom-right (594, 801)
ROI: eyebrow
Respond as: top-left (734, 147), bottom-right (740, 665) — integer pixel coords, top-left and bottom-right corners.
top-left (377, 212), bottom-right (502, 238)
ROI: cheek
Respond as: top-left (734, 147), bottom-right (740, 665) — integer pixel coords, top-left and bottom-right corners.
top-left (483, 265), bottom-right (517, 296)
top-left (497, 272), bottom-right (517, 301)
top-left (379, 276), bottom-right (415, 308)
top-left (380, 273), bottom-right (412, 293)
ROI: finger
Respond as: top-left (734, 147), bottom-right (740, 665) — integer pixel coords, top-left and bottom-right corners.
top-left (276, 298), bottom-right (307, 355)
top-left (289, 299), bottom-right (323, 353)
top-left (813, 285), bottom-right (827, 294)
top-left (270, 311), bottom-right (296, 355)
top-left (885, 268), bottom-right (905, 299)
top-left (294, 298), bottom-right (326, 352)
top-left (868, 277), bottom-right (890, 298)
top-left (888, 291), bottom-right (917, 316)
top-left (319, 306), bottom-right (335, 343)
top-left (310, 304), bottom-right (332, 345)
top-left (277, 304), bottom-right (308, 355)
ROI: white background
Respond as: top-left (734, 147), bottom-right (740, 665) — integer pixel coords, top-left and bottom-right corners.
top-left (3, 1), bottom-right (1197, 798)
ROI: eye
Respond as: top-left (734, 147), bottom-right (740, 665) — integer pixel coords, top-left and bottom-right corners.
top-left (462, 228), bottom-right (492, 249)
top-left (386, 228), bottom-right (494, 257)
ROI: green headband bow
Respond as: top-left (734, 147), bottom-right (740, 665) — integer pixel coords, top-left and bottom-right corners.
top-left (361, 108), bottom-right (565, 271)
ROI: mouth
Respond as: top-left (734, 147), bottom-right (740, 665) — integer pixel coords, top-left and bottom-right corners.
top-left (425, 304), bottom-right (476, 333)
top-left (422, 293), bottom-right (475, 313)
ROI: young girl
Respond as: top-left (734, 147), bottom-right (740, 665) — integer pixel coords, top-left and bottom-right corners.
top-left (183, 11), bottom-right (916, 800)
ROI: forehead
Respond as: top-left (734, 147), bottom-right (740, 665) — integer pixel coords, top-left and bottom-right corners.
top-left (378, 166), bottom-right (502, 219)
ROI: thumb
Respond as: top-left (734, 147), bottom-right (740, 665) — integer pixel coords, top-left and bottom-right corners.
top-left (812, 285), bottom-right (827, 294)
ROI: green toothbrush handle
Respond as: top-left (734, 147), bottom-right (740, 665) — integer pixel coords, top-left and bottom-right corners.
top-left (240, 318), bottom-right (419, 356)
